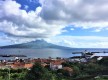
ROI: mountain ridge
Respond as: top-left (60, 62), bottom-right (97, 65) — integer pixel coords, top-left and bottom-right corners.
top-left (0, 40), bottom-right (72, 49)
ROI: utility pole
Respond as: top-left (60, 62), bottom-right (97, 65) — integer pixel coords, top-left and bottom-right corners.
top-left (6, 65), bottom-right (11, 80)
top-left (9, 66), bottom-right (10, 80)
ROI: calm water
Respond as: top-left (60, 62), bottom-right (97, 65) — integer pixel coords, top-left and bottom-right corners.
top-left (0, 48), bottom-right (108, 59)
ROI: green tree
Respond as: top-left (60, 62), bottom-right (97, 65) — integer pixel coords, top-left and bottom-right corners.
top-left (25, 62), bottom-right (54, 80)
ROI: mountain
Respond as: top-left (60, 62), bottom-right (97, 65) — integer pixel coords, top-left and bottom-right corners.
top-left (0, 40), bottom-right (72, 49)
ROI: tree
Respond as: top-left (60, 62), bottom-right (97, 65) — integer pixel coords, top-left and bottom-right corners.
top-left (25, 62), bottom-right (54, 80)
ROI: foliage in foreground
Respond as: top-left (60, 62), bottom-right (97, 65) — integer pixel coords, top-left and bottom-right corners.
top-left (0, 58), bottom-right (108, 80)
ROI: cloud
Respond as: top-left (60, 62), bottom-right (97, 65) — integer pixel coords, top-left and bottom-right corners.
top-left (29, 0), bottom-right (38, 3)
top-left (0, 0), bottom-right (65, 38)
top-left (40, 0), bottom-right (108, 30)
top-left (1, 0), bottom-right (108, 39)
top-left (70, 28), bottom-right (74, 31)
top-left (1, 0), bottom-right (108, 47)
top-left (24, 5), bottom-right (29, 10)
top-left (45, 36), bottom-right (108, 48)
top-left (0, 34), bottom-right (36, 46)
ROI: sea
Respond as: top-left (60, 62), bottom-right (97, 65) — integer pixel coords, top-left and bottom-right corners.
top-left (0, 48), bottom-right (108, 60)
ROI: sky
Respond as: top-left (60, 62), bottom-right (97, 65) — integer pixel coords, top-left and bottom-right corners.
top-left (1, 0), bottom-right (108, 48)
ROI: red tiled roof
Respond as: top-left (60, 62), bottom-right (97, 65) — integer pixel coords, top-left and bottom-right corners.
top-left (51, 62), bottom-right (62, 65)
top-left (24, 63), bottom-right (33, 68)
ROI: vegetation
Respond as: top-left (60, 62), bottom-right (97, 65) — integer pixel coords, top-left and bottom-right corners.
top-left (0, 58), bottom-right (108, 80)
top-left (25, 62), bottom-right (54, 80)
top-left (0, 68), bottom-right (27, 80)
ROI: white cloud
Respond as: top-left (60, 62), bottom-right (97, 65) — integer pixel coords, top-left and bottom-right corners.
top-left (1, 0), bottom-right (108, 47)
top-left (93, 28), bottom-right (102, 32)
top-left (45, 36), bottom-right (108, 48)
top-left (0, 0), bottom-right (65, 38)
top-left (70, 28), bottom-right (74, 31)
top-left (29, 0), bottom-right (38, 3)
top-left (24, 5), bottom-right (29, 10)
top-left (0, 34), bottom-right (36, 46)
top-left (1, 0), bottom-right (108, 39)
top-left (40, 0), bottom-right (108, 30)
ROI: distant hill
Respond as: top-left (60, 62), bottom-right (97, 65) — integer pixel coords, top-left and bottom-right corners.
top-left (0, 40), bottom-right (72, 49)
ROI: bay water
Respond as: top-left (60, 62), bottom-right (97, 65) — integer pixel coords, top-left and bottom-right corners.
top-left (0, 48), bottom-right (108, 60)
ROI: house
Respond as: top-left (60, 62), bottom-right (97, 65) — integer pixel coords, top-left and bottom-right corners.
top-left (41, 63), bottom-right (47, 67)
top-left (0, 64), bottom-right (9, 69)
top-left (10, 62), bottom-right (25, 69)
top-left (24, 63), bottom-right (33, 69)
top-left (68, 56), bottom-right (87, 62)
top-left (50, 61), bottom-right (62, 70)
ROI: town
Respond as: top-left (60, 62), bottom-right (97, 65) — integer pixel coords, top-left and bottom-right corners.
top-left (0, 50), bottom-right (107, 69)
top-left (0, 51), bottom-right (108, 80)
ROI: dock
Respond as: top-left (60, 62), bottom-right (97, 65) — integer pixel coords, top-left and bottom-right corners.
top-left (0, 54), bottom-right (27, 57)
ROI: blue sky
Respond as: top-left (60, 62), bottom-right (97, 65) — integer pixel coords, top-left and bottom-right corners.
top-left (0, 0), bottom-right (108, 48)
top-left (62, 26), bottom-right (108, 37)
top-left (16, 0), bottom-right (41, 12)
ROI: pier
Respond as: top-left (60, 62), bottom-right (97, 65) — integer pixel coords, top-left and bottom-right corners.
top-left (0, 54), bottom-right (27, 57)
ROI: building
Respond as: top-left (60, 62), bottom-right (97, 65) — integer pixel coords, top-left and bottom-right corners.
top-left (50, 61), bottom-right (62, 70)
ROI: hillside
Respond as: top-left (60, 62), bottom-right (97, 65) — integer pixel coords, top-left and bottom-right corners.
top-left (0, 40), bottom-right (71, 49)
